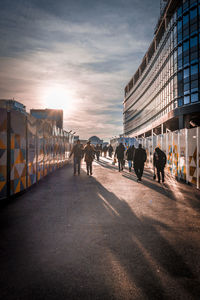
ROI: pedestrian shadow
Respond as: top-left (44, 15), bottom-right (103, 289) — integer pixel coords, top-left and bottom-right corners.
top-left (83, 177), bottom-right (198, 299)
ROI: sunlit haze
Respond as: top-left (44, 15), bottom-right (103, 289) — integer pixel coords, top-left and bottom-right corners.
top-left (0, 0), bottom-right (160, 140)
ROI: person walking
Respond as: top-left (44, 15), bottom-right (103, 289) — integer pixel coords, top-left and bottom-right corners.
top-left (69, 139), bottom-right (83, 175)
top-left (99, 144), bottom-right (103, 156)
top-left (84, 141), bottom-right (95, 175)
top-left (95, 144), bottom-right (101, 161)
top-left (153, 147), bottom-right (166, 183)
top-left (108, 144), bottom-right (113, 158)
top-left (103, 145), bottom-right (108, 157)
top-left (134, 144), bottom-right (147, 182)
top-left (126, 145), bottom-right (134, 172)
top-left (115, 142), bottom-right (125, 172)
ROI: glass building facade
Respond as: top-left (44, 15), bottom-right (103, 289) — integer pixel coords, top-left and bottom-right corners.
top-left (124, 0), bottom-right (200, 137)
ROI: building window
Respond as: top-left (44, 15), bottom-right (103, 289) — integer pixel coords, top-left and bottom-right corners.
top-left (190, 0), bottom-right (197, 6)
top-left (191, 93), bottom-right (199, 102)
top-left (183, 40), bottom-right (189, 66)
top-left (178, 71), bottom-right (183, 96)
top-left (178, 97), bottom-right (183, 106)
top-left (178, 20), bottom-right (182, 43)
top-left (190, 7), bottom-right (198, 34)
top-left (190, 35), bottom-right (198, 62)
top-left (178, 45), bottom-right (183, 70)
top-left (184, 95), bottom-right (190, 104)
top-left (183, 0), bottom-right (189, 11)
top-left (183, 14), bottom-right (189, 39)
top-left (177, 6), bottom-right (183, 18)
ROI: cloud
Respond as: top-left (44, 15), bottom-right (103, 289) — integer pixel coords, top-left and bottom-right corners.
top-left (0, 0), bottom-right (160, 141)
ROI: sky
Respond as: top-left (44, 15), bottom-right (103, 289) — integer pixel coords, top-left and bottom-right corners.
top-left (0, 0), bottom-right (160, 141)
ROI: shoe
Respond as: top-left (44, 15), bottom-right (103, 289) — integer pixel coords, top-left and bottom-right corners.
top-left (129, 168), bottom-right (131, 172)
top-left (78, 172), bottom-right (80, 175)
top-left (90, 173), bottom-right (92, 176)
top-left (158, 180), bottom-right (160, 183)
top-left (87, 172), bottom-right (89, 175)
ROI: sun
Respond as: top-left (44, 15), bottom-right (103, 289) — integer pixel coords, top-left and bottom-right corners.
top-left (42, 84), bottom-right (75, 113)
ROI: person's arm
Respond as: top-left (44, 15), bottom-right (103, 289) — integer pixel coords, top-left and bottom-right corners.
top-left (69, 146), bottom-right (74, 158)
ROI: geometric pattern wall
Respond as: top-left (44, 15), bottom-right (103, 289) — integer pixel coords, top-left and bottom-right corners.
top-left (137, 127), bottom-right (200, 189)
top-left (27, 115), bottom-right (37, 187)
top-left (0, 109), bottom-right (7, 199)
top-left (188, 128), bottom-right (198, 185)
top-left (0, 109), bottom-right (73, 200)
top-left (10, 111), bottom-right (27, 195)
top-left (36, 120), bottom-right (44, 181)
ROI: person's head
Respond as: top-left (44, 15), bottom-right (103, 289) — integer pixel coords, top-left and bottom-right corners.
top-left (87, 141), bottom-right (91, 145)
top-left (138, 144), bottom-right (142, 149)
top-left (155, 147), bottom-right (160, 153)
top-left (77, 139), bottom-right (80, 144)
top-left (120, 142), bottom-right (123, 146)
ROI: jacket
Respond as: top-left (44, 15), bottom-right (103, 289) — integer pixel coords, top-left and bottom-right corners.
top-left (153, 149), bottom-right (166, 168)
top-left (134, 147), bottom-right (147, 167)
top-left (70, 144), bottom-right (83, 159)
top-left (84, 145), bottom-right (95, 163)
top-left (115, 144), bottom-right (125, 160)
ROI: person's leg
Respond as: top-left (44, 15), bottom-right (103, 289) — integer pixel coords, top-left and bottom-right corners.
top-left (73, 158), bottom-right (77, 175)
top-left (86, 163), bottom-right (89, 175)
top-left (140, 164), bottom-right (144, 179)
top-left (161, 167), bottom-right (165, 182)
top-left (90, 162), bottom-right (92, 175)
top-left (78, 159), bottom-right (80, 174)
top-left (157, 167), bottom-right (161, 182)
top-left (118, 160), bottom-right (121, 171)
top-left (121, 159), bottom-right (124, 170)
top-left (128, 161), bottom-right (132, 172)
top-left (134, 166), bottom-right (139, 179)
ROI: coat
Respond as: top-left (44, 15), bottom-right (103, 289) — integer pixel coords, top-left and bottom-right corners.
top-left (126, 146), bottom-right (134, 161)
top-left (115, 144), bottom-right (125, 160)
top-left (134, 147), bottom-right (147, 167)
top-left (153, 149), bottom-right (166, 169)
top-left (70, 144), bottom-right (83, 159)
top-left (84, 145), bottom-right (95, 163)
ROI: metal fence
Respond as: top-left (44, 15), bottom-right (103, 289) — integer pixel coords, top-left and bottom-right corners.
top-left (136, 127), bottom-right (200, 189)
top-left (0, 108), bottom-right (74, 200)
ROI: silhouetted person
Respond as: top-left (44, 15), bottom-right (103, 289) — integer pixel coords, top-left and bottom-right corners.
top-left (134, 144), bottom-right (147, 182)
top-left (108, 144), bottom-right (113, 158)
top-left (69, 139), bottom-right (83, 175)
top-left (84, 141), bottom-right (95, 175)
top-left (99, 144), bottom-right (103, 156)
top-left (95, 144), bottom-right (101, 161)
top-left (153, 147), bottom-right (166, 183)
top-left (126, 145), bottom-right (134, 172)
top-left (103, 145), bottom-right (108, 157)
top-left (115, 142), bottom-right (125, 172)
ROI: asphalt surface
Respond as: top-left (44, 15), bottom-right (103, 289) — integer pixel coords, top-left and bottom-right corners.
top-left (1, 157), bottom-right (200, 300)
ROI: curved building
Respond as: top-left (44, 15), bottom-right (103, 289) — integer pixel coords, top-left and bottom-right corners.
top-left (124, 0), bottom-right (200, 137)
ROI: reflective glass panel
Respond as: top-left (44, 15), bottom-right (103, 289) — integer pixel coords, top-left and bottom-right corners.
top-left (191, 93), bottom-right (199, 102)
top-left (184, 95), bottom-right (190, 104)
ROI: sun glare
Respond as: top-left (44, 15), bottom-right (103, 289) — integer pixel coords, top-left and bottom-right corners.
top-left (42, 85), bottom-right (75, 114)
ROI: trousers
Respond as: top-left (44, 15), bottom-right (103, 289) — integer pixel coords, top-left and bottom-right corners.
top-left (74, 157), bottom-right (81, 174)
top-left (86, 162), bottom-right (92, 175)
top-left (134, 164), bottom-right (144, 180)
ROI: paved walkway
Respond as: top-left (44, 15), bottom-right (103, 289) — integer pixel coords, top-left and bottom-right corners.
top-left (1, 157), bottom-right (200, 300)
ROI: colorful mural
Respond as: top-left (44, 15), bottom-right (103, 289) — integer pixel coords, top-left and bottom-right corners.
top-left (27, 115), bottom-right (37, 187)
top-left (0, 109), bottom-right (7, 199)
top-left (10, 111), bottom-right (27, 195)
top-left (188, 128), bottom-right (198, 185)
top-left (36, 120), bottom-right (44, 181)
